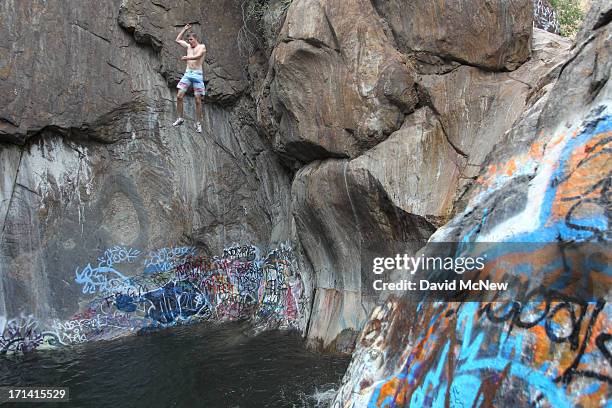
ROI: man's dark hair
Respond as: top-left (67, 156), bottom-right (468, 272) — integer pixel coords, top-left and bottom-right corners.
top-left (187, 32), bottom-right (197, 40)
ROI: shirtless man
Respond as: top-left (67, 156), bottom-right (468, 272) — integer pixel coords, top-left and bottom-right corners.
top-left (172, 24), bottom-right (206, 133)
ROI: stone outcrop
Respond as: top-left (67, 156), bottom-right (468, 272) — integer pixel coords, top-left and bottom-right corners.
top-left (292, 158), bottom-right (436, 351)
top-left (1, 0), bottom-right (151, 144)
top-left (333, 0), bottom-right (611, 405)
top-left (372, 0), bottom-right (533, 70)
top-left (0, 0), bottom-right (249, 146)
top-left (248, 0), bottom-right (569, 352)
top-left (419, 29), bottom-right (572, 208)
top-left (258, 0), bottom-right (419, 164)
top-left (281, 25), bottom-right (569, 350)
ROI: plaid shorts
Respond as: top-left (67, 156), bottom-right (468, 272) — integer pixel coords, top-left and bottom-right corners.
top-left (177, 69), bottom-right (205, 96)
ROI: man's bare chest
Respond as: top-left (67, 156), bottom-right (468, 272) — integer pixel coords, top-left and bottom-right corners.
top-left (187, 46), bottom-right (203, 57)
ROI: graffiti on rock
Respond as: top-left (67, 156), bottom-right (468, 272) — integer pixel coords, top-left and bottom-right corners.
top-left (98, 246), bottom-right (141, 267)
top-left (334, 108), bottom-right (611, 407)
top-left (0, 315), bottom-right (43, 354)
top-left (143, 246), bottom-right (196, 274)
top-left (533, 0), bottom-right (560, 34)
top-left (1, 243), bottom-right (306, 353)
top-left (75, 245), bottom-right (139, 294)
top-left (75, 264), bottom-right (130, 295)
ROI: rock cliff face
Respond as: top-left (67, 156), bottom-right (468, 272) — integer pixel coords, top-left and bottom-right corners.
top-left (333, 0), bottom-right (611, 406)
top-left (262, 0), bottom-right (572, 351)
top-left (0, 2), bottom-right (606, 393)
top-left (0, 0), bottom-right (312, 344)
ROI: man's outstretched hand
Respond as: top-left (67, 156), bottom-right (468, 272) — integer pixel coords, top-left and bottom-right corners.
top-left (176, 24), bottom-right (192, 46)
top-left (181, 56), bottom-right (189, 61)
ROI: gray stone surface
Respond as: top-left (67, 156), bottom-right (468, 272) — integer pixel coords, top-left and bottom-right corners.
top-left (350, 107), bottom-right (462, 227)
top-left (419, 28), bottom-right (571, 210)
top-left (0, 0), bottom-right (161, 144)
top-left (259, 0), bottom-right (418, 164)
top-left (117, 0), bottom-right (248, 104)
top-left (285, 28), bottom-right (571, 349)
top-left (292, 159), bottom-right (435, 350)
top-left (0, 0), bottom-right (301, 327)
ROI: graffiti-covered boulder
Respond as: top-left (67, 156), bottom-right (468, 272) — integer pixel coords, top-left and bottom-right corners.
top-left (333, 0), bottom-right (611, 406)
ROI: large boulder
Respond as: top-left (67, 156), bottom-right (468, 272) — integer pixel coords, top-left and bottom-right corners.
top-left (350, 107), bottom-right (462, 227)
top-left (259, 0), bottom-right (419, 164)
top-left (372, 0), bottom-right (533, 70)
top-left (333, 0), bottom-right (611, 405)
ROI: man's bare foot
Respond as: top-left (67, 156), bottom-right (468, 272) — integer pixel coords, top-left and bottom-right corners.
top-left (172, 118), bottom-right (184, 127)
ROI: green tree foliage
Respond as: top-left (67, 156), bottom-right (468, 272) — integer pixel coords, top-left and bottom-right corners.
top-left (550, 0), bottom-right (585, 37)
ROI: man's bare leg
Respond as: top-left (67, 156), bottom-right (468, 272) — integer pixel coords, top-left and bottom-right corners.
top-left (173, 91), bottom-right (186, 126)
top-left (177, 91), bottom-right (185, 118)
top-left (195, 95), bottom-right (203, 133)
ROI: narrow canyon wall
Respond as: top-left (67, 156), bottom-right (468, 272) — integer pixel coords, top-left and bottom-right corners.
top-left (0, 0), bottom-right (314, 348)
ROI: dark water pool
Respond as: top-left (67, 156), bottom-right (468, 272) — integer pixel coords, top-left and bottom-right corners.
top-left (0, 322), bottom-right (350, 407)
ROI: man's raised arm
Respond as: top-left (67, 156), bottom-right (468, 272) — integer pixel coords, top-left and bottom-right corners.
top-left (175, 24), bottom-right (191, 47)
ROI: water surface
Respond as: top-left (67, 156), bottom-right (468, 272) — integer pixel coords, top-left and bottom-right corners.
top-left (0, 322), bottom-right (349, 407)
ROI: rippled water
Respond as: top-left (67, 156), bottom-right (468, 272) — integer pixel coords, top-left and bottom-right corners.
top-left (0, 322), bottom-right (350, 407)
